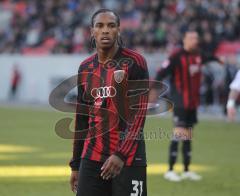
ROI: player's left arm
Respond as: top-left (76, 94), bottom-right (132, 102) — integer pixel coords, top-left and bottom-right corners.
top-left (115, 62), bottom-right (149, 159)
top-left (101, 57), bottom-right (149, 180)
top-left (227, 70), bottom-right (240, 121)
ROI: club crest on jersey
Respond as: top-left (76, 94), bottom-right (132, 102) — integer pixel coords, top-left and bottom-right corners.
top-left (114, 70), bottom-right (125, 83)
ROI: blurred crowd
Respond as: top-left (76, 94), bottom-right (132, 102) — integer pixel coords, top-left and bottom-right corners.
top-left (0, 0), bottom-right (240, 54)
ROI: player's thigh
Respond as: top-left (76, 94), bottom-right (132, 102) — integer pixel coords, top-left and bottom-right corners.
top-left (112, 166), bottom-right (147, 196)
top-left (173, 127), bottom-right (193, 140)
top-left (76, 159), bottom-right (111, 196)
top-left (187, 109), bottom-right (198, 126)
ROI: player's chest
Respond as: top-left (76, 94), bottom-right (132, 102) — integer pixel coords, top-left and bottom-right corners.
top-left (180, 55), bottom-right (202, 76)
top-left (82, 66), bottom-right (129, 105)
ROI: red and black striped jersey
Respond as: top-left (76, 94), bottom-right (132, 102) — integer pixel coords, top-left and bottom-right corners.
top-left (156, 48), bottom-right (219, 110)
top-left (69, 47), bottom-right (149, 170)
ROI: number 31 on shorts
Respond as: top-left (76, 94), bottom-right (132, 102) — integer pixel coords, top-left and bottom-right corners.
top-left (131, 180), bottom-right (143, 196)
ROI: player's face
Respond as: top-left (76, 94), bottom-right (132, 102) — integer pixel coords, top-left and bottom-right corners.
top-left (91, 12), bottom-right (120, 50)
top-left (183, 32), bottom-right (199, 52)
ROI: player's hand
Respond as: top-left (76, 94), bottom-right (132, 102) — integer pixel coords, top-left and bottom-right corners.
top-left (227, 107), bottom-right (236, 121)
top-left (148, 89), bottom-right (158, 104)
top-left (101, 154), bottom-right (124, 180)
top-left (70, 171), bottom-right (79, 193)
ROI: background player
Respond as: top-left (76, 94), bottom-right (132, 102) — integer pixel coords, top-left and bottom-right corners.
top-left (227, 70), bottom-right (240, 121)
top-left (150, 30), bottom-right (222, 181)
top-left (69, 9), bottom-right (149, 196)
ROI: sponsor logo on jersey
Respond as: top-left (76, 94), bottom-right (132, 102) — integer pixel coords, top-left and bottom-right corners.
top-left (91, 86), bottom-right (117, 99)
top-left (189, 64), bottom-right (200, 76)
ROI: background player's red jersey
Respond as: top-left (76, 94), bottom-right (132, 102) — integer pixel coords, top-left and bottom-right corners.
top-left (156, 48), bottom-right (219, 110)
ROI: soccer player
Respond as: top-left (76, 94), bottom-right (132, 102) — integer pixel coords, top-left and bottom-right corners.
top-left (69, 9), bottom-right (149, 196)
top-left (227, 70), bottom-right (240, 121)
top-left (151, 30), bottom-right (221, 181)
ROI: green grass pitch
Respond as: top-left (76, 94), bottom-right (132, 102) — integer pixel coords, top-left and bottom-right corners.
top-left (0, 106), bottom-right (239, 196)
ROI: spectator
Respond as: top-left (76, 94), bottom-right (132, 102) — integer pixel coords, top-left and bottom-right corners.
top-left (0, 0), bottom-right (240, 54)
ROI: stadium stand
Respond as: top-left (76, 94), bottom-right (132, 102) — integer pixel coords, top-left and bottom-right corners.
top-left (0, 0), bottom-right (240, 54)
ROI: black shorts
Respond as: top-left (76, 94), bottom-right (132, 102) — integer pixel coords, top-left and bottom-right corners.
top-left (76, 158), bottom-right (147, 196)
top-left (173, 108), bottom-right (198, 128)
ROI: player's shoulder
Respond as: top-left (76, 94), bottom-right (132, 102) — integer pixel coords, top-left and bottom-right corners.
top-left (78, 53), bottom-right (96, 72)
top-left (169, 47), bottom-right (183, 59)
top-left (121, 48), bottom-right (147, 69)
top-left (121, 48), bottom-right (146, 62)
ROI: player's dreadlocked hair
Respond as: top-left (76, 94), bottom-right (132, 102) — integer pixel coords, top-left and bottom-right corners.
top-left (91, 8), bottom-right (120, 27)
top-left (90, 8), bottom-right (124, 49)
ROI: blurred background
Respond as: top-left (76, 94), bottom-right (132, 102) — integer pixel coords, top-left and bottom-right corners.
top-left (0, 0), bottom-right (239, 196)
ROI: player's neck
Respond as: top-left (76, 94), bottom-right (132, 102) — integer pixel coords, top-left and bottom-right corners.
top-left (97, 44), bottom-right (119, 64)
top-left (184, 46), bottom-right (198, 54)
top-left (184, 45), bottom-right (191, 53)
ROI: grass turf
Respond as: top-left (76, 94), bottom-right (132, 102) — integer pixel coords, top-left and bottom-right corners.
top-left (0, 106), bottom-right (239, 196)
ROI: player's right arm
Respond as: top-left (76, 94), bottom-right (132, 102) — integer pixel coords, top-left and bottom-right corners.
top-left (155, 53), bottom-right (177, 80)
top-left (69, 66), bottom-right (90, 192)
top-left (149, 54), bottom-right (176, 104)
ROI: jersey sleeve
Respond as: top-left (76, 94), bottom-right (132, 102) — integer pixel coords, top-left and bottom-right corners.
top-left (155, 54), bottom-right (177, 80)
top-left (69, 66), bottom-right (90, 171)
top-left (114, 57), bottom-right (149, 162)
top-left (230, 70), bottom-right (240, 91)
